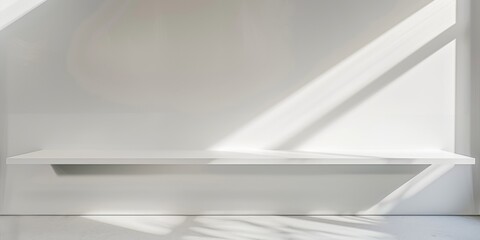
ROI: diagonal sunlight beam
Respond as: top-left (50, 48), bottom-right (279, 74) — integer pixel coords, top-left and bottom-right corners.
top-left (210, 0), bottom-right (456, 151)
top-left (359, 164), bottom-right (455, 214)
top-left (280, 36), bottom-right (456, 149)
top-left (188, 216), bottom-right (392, 240)
top-left (0, 0), bottom-right (47, 31)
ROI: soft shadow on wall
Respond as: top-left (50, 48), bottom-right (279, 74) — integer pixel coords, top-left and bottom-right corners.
top-left (200, 0), bottom-right (465, 214)
top-left (1, 0), bottom-right (472, 215)
top-left (5, 0), bottom-right (434, 151)
top-left (210, 0), bottom-right (455, 151)
top-left (0, 28), bottom-right (8, 212)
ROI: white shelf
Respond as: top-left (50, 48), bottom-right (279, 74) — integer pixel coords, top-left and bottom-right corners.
top-left (6, 149), bottom-right (475, 165)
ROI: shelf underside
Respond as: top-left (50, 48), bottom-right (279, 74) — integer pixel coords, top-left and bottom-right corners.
top-left (6, 149), bottom-right (475, 165)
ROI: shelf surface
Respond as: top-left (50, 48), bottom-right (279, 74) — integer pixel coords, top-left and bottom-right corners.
top-left (6, 149), bottom-right (475, 165)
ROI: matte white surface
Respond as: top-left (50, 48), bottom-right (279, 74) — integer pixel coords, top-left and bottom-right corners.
top-left (0, 0), bottom-right (46, 31)
top-left (3, 163), bottom-right (474, 215)
top-left (1, 216), bottom-right (480, 240)
top-left (0, 0), bottom-right (474, 215)
top-left (6, 149), bottom-right (475, 165)
top-left (469, 0), bottom-right (480, 214)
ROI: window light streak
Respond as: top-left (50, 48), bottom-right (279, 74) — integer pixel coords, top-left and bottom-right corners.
top-left (82, 216), bottom-right (394, 239)
top-left (192, 216), bottom-right (392, 239)
top-left (360, 164), bottom-right (455, 214)
top-left (183, 236), bottom-right (224, 240)
top-left (0, 0), bottom-right (46, 31)
top-left (210, 0), bottom-right (456, 151)
top-left (309, 216), bottom-right (383, 225)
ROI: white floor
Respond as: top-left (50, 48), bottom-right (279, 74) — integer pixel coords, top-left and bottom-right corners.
top-left (0, 216), bottom-right (479, 240)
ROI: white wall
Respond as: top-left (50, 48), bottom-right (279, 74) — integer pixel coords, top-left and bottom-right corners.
top-left (470, 0), bottom-right (480, 214)
top-left (0, 0), bottom-right (476, 214)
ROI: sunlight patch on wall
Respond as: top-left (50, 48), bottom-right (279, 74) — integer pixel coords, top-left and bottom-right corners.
top-left (0, 0), bottom-right (46, 31)
top-left (211, 0), bottom-right (456, 151)
top-left (360, 164), bottom-right (455, 214)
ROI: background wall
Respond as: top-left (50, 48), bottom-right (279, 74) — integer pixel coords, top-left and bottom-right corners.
top-left (470, 0), bottom-right (480, 214)
top-left (0, 0), bottom-right (476, 214)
